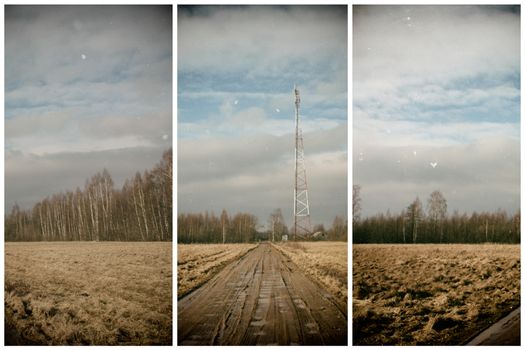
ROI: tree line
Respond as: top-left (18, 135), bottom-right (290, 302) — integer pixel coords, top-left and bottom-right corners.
top-left (178, 208), bottom-right (348, 243)
top-left (353, 185), bottom-right (520, 244)
top-left (5, 149), bottom-right (172, 241)
top-left (178, 210), bottom-right (258, 243)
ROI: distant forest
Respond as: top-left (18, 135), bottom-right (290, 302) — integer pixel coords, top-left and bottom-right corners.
top-left (353, 185), bottom-right (520, 244)
top-left (178, 209), bottom-right (348, 243)
top-left (5, 149), bottom-right (172, 241)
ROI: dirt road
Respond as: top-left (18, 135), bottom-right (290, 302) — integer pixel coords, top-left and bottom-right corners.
top-left (177, 242), bottom-right (347, 345)
top-left (467, 307), bottom-right (520, 345)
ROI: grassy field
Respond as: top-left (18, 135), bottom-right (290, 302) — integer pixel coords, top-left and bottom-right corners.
top-left (272, 241), bottom-right (348, 308)
top-left (177, 243), bottom-right (257, 298)
top-left (5, 242), bottom-right (172, 345)
top-left (353, 244), bottom-right (520, 345)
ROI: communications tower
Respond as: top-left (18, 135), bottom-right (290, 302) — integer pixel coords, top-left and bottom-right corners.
top-left (293, 85), bottom-right (311, 240)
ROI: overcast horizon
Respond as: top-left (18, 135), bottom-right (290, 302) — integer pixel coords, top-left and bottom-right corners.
top-left (354, 5), bottom-right (520, 218)
top-left (178, 5), bottom-right (348, 229)
top-left (5, 5), bottom-right (172, 213)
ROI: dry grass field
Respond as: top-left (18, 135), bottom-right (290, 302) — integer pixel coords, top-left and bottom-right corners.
top-left (5, 242), bottom-right (172, 345)
top-left (273, 241), bottom-right (348, 308)
top-left (177, 243), bottom-right (257, 298)
top-left (353, 244), bottom-right (520, 345)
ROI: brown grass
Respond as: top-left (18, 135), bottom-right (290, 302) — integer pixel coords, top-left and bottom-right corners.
top-left (5, 242), bottom-right (172, 345)
top-left (273, 241), bottom-right (348, 308)
top-left (353, 244), bottom-right (520, 345)
top-left (177, 243), bottom-right (257, 298)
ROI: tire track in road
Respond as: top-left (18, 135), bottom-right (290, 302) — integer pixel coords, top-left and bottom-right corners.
top-left (177, 242), bottom-right (347, 345)
top-left (467, 307), bottom-right (520, 345)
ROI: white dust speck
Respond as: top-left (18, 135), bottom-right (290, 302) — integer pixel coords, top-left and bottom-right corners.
top-left (396, 160), bottom-right (401, 164)
top-left (162, 134), bottom-right (168, 141)
top-left (234, 100), bottom-right (238, 105)
top-left (430, 162), bottom-right (438, 168)
top-left (413, 150), bottom-right (417, 156)
top-left (386, 129), bottom-right (391, 134)
top-left (367, 47), bottom-right (371, 51)
top-left (406, 16), bottom-right (411, 21)
top-left (276, 108), bottom-right (280, 113)
top-left (81, 54), bottom-right (86, 60)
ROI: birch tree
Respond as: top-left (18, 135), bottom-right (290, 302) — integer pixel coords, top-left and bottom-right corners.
top-left (427, 190), bottom-right (447, 242)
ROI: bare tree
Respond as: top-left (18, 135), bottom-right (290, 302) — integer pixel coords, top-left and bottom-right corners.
top-left (220, 209), bottom-right (229, 243)
top-left (329, 216), bottom-right (347, 241)
top-left (406, 197), bottom-right (423, 243)
top-left (5, 149), bottom-right (172, 242)
top-left (353, 185), bottom-right (362, 224)
top-left (268, 208), bottom-right (286, 242)
top-left (427, 190), bottom-right (447, 242)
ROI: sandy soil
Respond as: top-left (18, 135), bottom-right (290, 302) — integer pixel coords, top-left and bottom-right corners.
top-left (5, 242), bottom-right (172, 345)
top-left (178, 242), bottom-right (347, 345)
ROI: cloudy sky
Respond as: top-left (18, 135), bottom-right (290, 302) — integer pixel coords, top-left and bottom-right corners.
top-left (354, 5), bottom-right (520, 217)
top-left (178, 5), bottom-right (347, 228)
top-left (5, 6), bottom-right (172, 212)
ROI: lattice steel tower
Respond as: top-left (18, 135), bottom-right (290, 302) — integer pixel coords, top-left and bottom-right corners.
top-left (293, 85), bottom-right (311, 240)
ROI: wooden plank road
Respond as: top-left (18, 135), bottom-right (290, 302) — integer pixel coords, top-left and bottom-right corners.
top-left (177, 242), bottom-right (347, 345)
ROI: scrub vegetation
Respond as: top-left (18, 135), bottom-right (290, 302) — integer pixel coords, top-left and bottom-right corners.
top-left (5, 242), bottom-right (172, 345)
top-left (353, 244), bottom-right (520, 345)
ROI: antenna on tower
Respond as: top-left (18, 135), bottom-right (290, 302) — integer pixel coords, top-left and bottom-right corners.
top-left (293, 85), bottom-right (311, 240)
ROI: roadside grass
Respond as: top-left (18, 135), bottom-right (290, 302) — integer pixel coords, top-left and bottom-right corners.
top-left (273, 241), bottom-right (348, 309)
top-left (5, 242), bottom-right (172, 345)
top-left (177, 243), bottom-right (258, 298)
top-left (353, 244), bottom-right (520, 345)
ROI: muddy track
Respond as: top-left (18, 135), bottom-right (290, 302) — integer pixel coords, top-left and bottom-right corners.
top-left (178, 242), bottom-right (347, 345)
top-left (467, 307), bottom-right (520, 345)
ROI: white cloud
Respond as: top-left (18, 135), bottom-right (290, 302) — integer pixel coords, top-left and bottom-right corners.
top-left (353, 6), bottom-right (520, 217)
top-left (354, 110), bottom-right (519, 149)
top-left (181, 103), bottom-right (342, 139)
